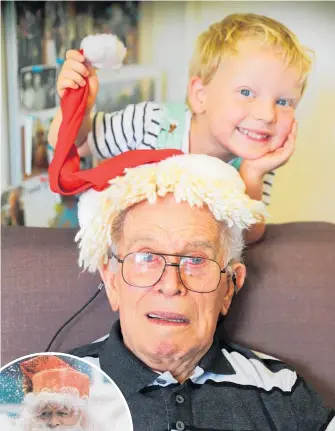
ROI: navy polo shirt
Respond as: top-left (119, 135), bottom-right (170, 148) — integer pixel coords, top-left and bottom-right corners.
top-left (69, 321), bottom-right (334, 430)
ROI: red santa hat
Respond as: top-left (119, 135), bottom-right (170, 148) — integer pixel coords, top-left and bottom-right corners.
top-left (20, 355), bottom-right (90, 397)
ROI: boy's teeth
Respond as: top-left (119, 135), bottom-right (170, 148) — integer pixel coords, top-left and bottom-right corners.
top-left (239, 128), bottom-right (268, 140)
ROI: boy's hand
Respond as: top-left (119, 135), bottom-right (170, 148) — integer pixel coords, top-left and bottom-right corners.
top-left (57, 50), bottom-right (99, 112)
top-left (240, 121), bottom-right (297, 179)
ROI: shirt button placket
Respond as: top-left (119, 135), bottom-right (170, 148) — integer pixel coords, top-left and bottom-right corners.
top-left (173, 388), bottom-right (189, 431)
top-left (176, 394), bottom-right (185, 404)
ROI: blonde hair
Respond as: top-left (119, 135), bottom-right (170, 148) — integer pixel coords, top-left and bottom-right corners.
top-left (188, 13), bottom-right (314, 102)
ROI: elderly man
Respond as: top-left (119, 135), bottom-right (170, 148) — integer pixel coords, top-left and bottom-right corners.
top-left (47, 66), bottom-right (334, 429)
top-left (49, 150), bottom-right (334, 430)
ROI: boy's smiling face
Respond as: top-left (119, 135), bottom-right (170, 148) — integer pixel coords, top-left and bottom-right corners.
top-left (191, 39), bottom-right (304, 160)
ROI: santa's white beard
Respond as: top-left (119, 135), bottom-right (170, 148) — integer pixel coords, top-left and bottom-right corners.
top-left (21, 391), bottom-right (89, 431)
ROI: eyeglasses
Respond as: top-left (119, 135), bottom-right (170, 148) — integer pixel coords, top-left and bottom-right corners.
top-left (110, 251), bottom-right (229, 293)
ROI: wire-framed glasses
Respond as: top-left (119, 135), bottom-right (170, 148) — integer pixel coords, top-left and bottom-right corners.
top-left (110, 251), bottom-right (229, 293)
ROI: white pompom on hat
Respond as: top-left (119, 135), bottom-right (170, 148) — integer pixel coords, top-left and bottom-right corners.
top-left (80, 34), bottom-right (127, 69)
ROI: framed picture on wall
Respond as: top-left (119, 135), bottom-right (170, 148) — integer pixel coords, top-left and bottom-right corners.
top-left (19, 65), bottom-right (57, 112)
top-left (21, 113), bottom-right (56, 179)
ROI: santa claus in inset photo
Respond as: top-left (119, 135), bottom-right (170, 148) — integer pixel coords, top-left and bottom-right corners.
top-left (18, 355), bottom-right (90, 430)
top-left (5, 355), bottom-right (125, 431)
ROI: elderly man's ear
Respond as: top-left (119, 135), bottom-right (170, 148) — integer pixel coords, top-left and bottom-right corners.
top-left (99, 260), bottom-right (120, 312)
top-left (221, 263), bottom-right (246, 316)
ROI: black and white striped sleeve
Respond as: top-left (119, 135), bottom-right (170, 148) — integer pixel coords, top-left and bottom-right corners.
top-left (87, 101), bottom-right (163, 160)
top-left (262, 171), bottom-right (275, 206)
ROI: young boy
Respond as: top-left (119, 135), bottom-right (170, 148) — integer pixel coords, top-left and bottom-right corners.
top-left (48, 13), bottom-right (313, 244)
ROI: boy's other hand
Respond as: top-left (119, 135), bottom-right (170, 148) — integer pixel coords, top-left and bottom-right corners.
top-left (57, 50), bottom-right (99, 112)
top-left (240, 120), bottom-right (297, 179)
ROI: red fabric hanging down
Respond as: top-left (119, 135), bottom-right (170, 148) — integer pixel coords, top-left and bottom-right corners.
top-left (48, 52), bottom-right (183, 196)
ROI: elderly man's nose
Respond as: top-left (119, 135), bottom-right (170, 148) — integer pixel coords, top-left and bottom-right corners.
top-left (155, 265), bottom-right (186, 296)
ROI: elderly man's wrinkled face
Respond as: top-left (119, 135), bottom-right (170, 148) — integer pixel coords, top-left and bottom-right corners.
top-left (102, 195), bottom-right (246, 377)
top-left (30, 404), bottom-right (83, 430)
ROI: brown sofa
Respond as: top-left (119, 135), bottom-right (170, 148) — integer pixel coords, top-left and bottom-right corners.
top-left (1, 222), bottom-right (335, 407)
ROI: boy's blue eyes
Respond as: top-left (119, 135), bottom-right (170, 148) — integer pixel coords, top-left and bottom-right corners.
top-left (276, 98), bottom-right (291, 107)
top-left (240, 89), bottom-right (292, 107)
top-left (240, 88), bottom-right (252, 97)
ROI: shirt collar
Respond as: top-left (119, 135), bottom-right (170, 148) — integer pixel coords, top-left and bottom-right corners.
top-left (198, 332), bottom-right (236, 375)
top-left (99, 321), bottom-right (158, 398)
top-left (99, 320), bottom-right (235, 398)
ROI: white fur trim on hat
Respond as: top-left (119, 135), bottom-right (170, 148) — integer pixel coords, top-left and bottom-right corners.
top-left (75, 154), bottom-right (268, 273)
top-left (80, 34), bottom-right (127, 69)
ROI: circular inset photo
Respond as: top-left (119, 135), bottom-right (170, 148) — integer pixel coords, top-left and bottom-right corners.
top-left (0, 352), bottom-right (133, 430)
